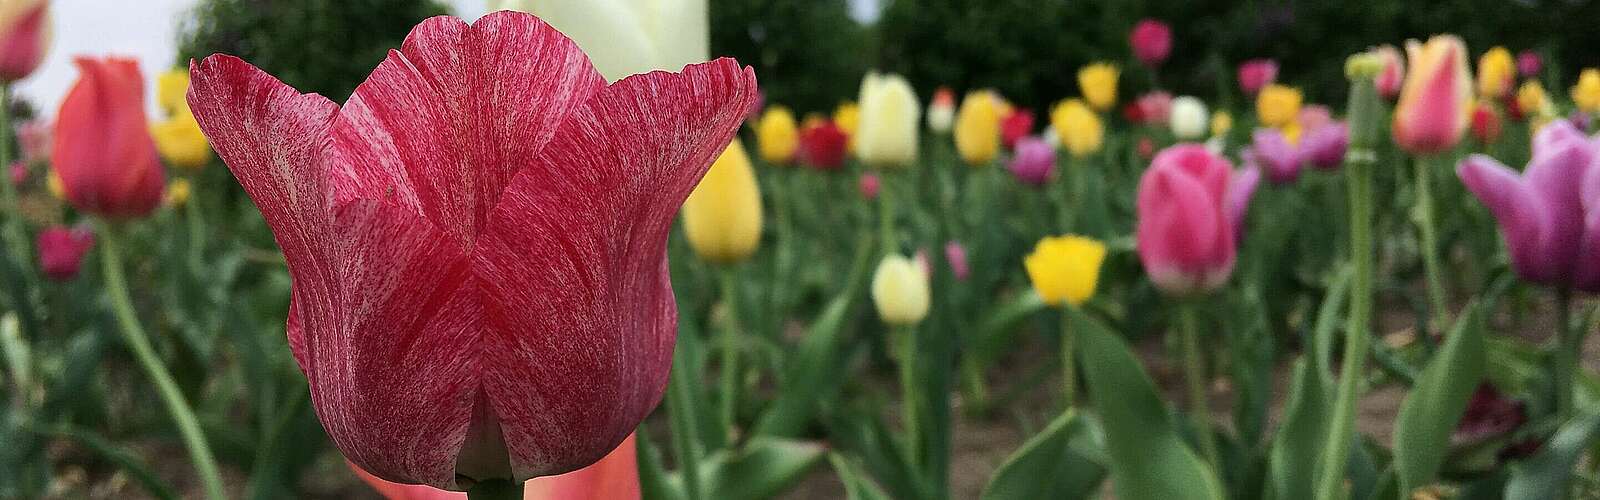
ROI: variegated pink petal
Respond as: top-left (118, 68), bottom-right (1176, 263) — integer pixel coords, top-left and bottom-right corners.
top-left (1458, 155), bottom-right (1555, 284)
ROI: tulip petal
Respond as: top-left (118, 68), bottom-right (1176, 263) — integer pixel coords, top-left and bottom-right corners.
top-left (473, 58), bottom-right (756, 479)
top-left (1138, 163), bottom-right (1227, 294)
top-left (1226, 165), bottom-right (1261, 240)
top-left (1458, 155), bottom-right (1555, 284)
top-left (317, 198), bottom-right (480, 489)
top-left (1531, 120), bottom-right (1586, 161)
top-left (187, 54), bottom-right (341, 367)
top-left (331, 11), bottom-right (606, 247)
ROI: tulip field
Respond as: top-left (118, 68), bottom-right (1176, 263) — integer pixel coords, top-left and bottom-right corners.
top-left (5, 1), bottom-right (1600, 499)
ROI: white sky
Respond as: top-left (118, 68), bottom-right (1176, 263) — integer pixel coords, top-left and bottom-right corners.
top-left (14, 0), bottom-right (880, 119)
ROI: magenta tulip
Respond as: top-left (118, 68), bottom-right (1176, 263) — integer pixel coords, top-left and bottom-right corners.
top-left (944, 240), bottom-right (970, 281)
top-left (1457, 121), bottom-right (1600, 292)
top-left (859, 173), bottom-right (881, 200)
top-left (36, 225), bottom-right (93, 281)
top-left (1516, 50), bottom-right (1541, 79)
top-left (1129, 19), bottom-right (1172, 68)
top-left (1136, 145), bottom-right (1256, 295)
top-left (185, 12), bottom-right (757, 489)
top-left (1250, 128), bottom-right (1301, 184)
top-left (1300, 122), bottom-right (1349, 170)
top-left (1007, 136), bottom-right (1055, 186)
top-left (1237, 59), bottom-right (1278, 96)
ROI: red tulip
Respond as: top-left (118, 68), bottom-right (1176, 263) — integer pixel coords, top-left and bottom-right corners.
top-left (1237, 59), bottom-right (1278, 96)
top-left (52, 57), bottom-right (165, 219)
top-left (185, 12), bottom-right (757, 489)
top-left (859, 172), bottom-right (880, 200)
top-left (1130, 19), bottom-right (1172, 68)
top-left (798, 120), bottom-right (848, 170)
top-left (355, 433), bottom-right (640, 500)
top-left (36, 225), bottom-right (92, 281)
top-left (1136, 145), bottom-right (1256, 296)
top-left (0, 0), bottom-right (48, 82)
top-left (1000, 108), bottom-right (1034, 149)
top-left (1471, 103), bottom-right (1502, 144)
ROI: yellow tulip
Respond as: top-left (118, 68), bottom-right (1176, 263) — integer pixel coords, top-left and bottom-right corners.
top-left (157, 69), bottom-right (191, 118)
top-left (1023, 235), bottom-right (1107, 307)
top-left (1209, 110), bottom-right (1233, 138)
top-left (855, 73), bottom-right (920, 168)
top-left (490, 0), bottom-right (707, 82)
top-left (1517, 81), bottom-right (1550, 117)
top-left (953, 90), bottom-right (1001, 166)
top-left (1476, 47), bottom-right (1514, 99)
top-left (165, 178), bottom-right (192, 208)
top-left (682, 139), bottom-right (762, 264)
top-left (1572, 68), bottom-right (1600, 113)
top-left (871, 254), bottom-right (930, 326)
top-left (1077, 63), bottom-right (1119, 112)
top-left (834, 101), bottom-right (860, 153)
top-left (1050, 99), bottom-right (1103, 159)
top-left (151, 112), bottom-right (212, 170)
top-left (45, 169), bottom-right (61, 199)
top-left (755, 105), bottom-right (799, 164)
top-left (1255, 84), bottom-right (1302, 129)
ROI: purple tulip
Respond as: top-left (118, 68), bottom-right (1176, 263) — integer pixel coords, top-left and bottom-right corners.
top-left (1251, 128), bottom-right (1302, 184)
top-left (1516, 50), bottom-right (1541, 79)
top-left (1226, 165), bottom-right (1261, 242)
top-left (1237, 59), bottom-right (1278, 96)
top-left (1457, 121), bottom-right (1600, 292)
top-left (1007, 137), bottom-right (1056, 186)
top-left (1300, 122), bottom-right (1349, 170)
top-left (1136, 145), bottom-right (1256, 296)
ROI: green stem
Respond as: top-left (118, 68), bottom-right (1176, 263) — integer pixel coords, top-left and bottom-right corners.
top-left (878, 170), bottom-right (895, 257)
top-left (1177, 303), bottom-right (1219, 468)
top-left (1314, 149), bottom-right (1376, 500)
top-left (1060, 308), bottom-right (1077, 407)
top-left (1413, 156), bottom-right (1451, 333)
top-left (666, 342), bottom-right (703, 500)
top-left (0, 84), bottom-right (24, 260)
top-left (716, 267), bottom-right (741, 445)
top-left (183, 179), bottom-right (205, 271)
top-left (465, 479), bottom-right (523, 500)
top-left (1554, 287), bottom-right (1576, 421)
top-left (896, 325), bottom-right (921, 471)
top-left (97, 222), bottom-right (225, 500)
top-left (1057, 158), bottom-right (1078, 233)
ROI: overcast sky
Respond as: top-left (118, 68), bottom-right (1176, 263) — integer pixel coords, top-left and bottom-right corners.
top-left (14, 0), bottom-right (881, 119)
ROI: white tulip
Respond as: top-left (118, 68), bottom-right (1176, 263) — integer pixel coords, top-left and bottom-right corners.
top-left (855, 72), bottom-right (920, 168)
top-left (491, 0), bottom-right (709, 82)
top-left (1169, 95), bottom-right (1209, 140)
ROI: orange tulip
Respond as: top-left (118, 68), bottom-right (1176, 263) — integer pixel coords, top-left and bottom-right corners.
top-left (355, 433), bottom-right (640, 500)
top-left (51, 56), bottom-right (165, 218)
top-left (1392, 36), bottom-right (1471, 155)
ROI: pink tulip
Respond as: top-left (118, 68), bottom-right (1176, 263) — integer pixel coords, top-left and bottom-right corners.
top-left (1006, 136), bottom-right (1055, 186)
top-left (944, 240), bottom-right (970, 281)
top-left (1300, 122), bottom-right (1349, 171)
top-left (1136, 91), bottom-right (1173, 125)
top-left (1297, 104), bottom-right (1333, 132)
top-left (1136, 145), bottom-right (1256, 295)
top-left (859, 173), bottom-right (881, 200)
top-left (355, 433), bottom-right (640, 500)
top-left (0, 0), bottom-right (48, 82)
top-left (36, 225), bottom-right (93, 281)
top-left (7, 161), bottom-right (23, 185)
top-left (1393, 36), bottom-right (1471, 155)
top-left (1516, 50), bottom-right (1541, 79)
top-left (186, 12), bottom-right (757, 489)
top-left (1225, 165), bottom-right (1261, 242)
top-left (1374, 45), bottom-right (1406, 100)
top-left (16, 119), bottom-right (48, 162)
top-left (1130, 19), bottom-right (1172, 68)
top-left (1457, 121), bottom-right (1600, 292)
top-left (1250, 128), bottom-right (1301, 184)
top-left (1237, 59), bottom-right (1278, 96)
top-left (53, 57), bottom-right (165, 219)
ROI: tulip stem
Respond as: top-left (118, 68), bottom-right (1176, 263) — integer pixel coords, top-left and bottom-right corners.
top-left (716, 267), bottom-right (741, 445)
top-left (1413, 155), bottom-right (1451, 334)
top-left (0, 84), bottom-right (27, 263)
top-left (1554, 287), bottom-right (1576, 421)
top-left (1177, 303), bottom-right (1219, 469)
top-left (1314, 148), bottom-right (1376, 500)
top-left (1059, 307), bottom-right (1077, 407)
top-left (96, 222), bottom-right (226, 500)
top-left (878, 171), bottom-right (896, 256)
top-left (895, 325), bottom-right (922, 472)
top-left (666, 338), bottom-right (703, 500)
top-left (183, 178), bottom-right (205, 271)
top-left (465, 479), bottom-right (522, 500)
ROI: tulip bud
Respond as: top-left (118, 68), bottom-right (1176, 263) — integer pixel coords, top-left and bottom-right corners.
top-left (1393, 36), bottom-right (1472, 156)
top-left (855, 73), bottom-right (920, 168)
top-left (1209, 111), bottom-right (1233, 138)
top-left (1476, 47), bottom-right (1515, 99)
top-left (1168, 96), bottom-right (1209, 140)
top-left (1136, 145), bottom-right (1255, 296)
top-left (1301, 123), bottom-right (1350, 171)
top-left (1255, 84), bottom-right (1302, 129)
top-left (1372, 45), bottom-right (1406, 100)
top-left (755, 105), bottom-right (799, 165)
top-left (1007, 136), bottom-right (1055, 186)
top-left (36, 225), bottom-right (93, 281)
top-left (683, 139), bottom-right (763, 264)
top-left (1023, 234), bottom-right (1107, 307)
top-left (1129, 19), bottom-right (1171, 68)
top-left (1135, 91), bottom-right (1172, 125)
top-left (1237, 59), bottom-right (1278, 96)
top-left (0, 0), bottom-right (48, 82)
top-left (871, 254), bottom-right (931, 326)
top-left (1572, 69), bottom-right (1600, 114)
top-left (944, 240), bottom-right (970, 282)
top-left (1516, 50), bottom-right (1541, 80)
top-left (858, 172), bottom-right (880, 200)
top-left (954, 90), bottom-right (1001, 166)
top-left (1050, 99), bottom-right (1103, 159)
top-left (1000, 108), bottom-right (1034, 150)
top-left (834, 101), bottom-right (860, 152)
top-left (1516, 81), bottom-right (1550, 121)
top-left (1077, 63), bottom-right (1119, 112)
top-left (1470, 103), bottom-right (1502, 145)
top-left (165, 178), bottom-right (191, 208)
top-left (798, 120), bottom-right (848, 170)
top-left (1344, 53), bottom-right (1382, 81)
top-left (926, 87), bottom-right (955, 133)
top-left (52, 57), bottom-right (165, 219)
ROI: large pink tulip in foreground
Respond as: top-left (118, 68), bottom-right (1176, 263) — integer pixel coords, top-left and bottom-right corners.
top-left (185, 11), bottom-right (757, 490)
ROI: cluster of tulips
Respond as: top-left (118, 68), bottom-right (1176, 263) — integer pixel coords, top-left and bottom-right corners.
top-left (3, 1), bottom-right (1600, 499)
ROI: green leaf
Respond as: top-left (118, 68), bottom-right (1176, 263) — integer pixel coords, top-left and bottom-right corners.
top-left (26, 423), bottom-right (177, 500)
top-left (675, 437), bottom-right (827, 500)
top-left (636, 430), bottom-right (685, 500)
top-left (1266, 360), bottom-right (1330, 500)
top-left (969, 291), bottom-right (1048, 369)
top-left (980, 409), bottom-right (1106, 500)
top-left (0, 313), bottom-right (28, 393)
top-left (1068, 306), bottom-right (1225, 500)
top-left (1393, 303), bottom-right (1487, 494)
top-left (1505, 411), bottom-right (1600, 499)
top-left (829, 453), bottom-right (894, 500)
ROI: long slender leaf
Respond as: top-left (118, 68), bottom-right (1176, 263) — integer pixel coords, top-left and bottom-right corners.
top-left (1505, 411), bottom-right (1600, 499)
top-left (830, 453), bottom-right (894, 500)
top-left (980, 409), bottom-right (1106, 500)
top-left (1266, 360), bottom-right (1330, 500)
top-left (1394, 303), bottom-right (1486, 493)
top-left (672, 437), bottom-right (826, 500)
